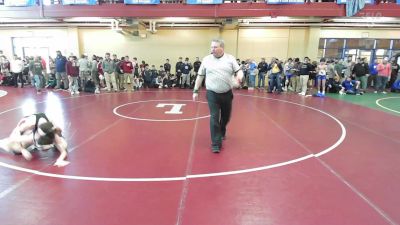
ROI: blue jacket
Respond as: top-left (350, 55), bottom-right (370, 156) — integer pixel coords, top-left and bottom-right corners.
top-left (55, 56), bottom-right (67, 73)
top-left (248, 62), bottom-right (257, 76)
top-left (180, 63), bottom-right (192, 74)
top-left (369, 63), bottom-right (378, 76)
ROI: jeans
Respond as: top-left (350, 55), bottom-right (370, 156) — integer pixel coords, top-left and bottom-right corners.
top-left (268, 73), bottom-right (282, 92)
top-left (249, 75), bottom-right (256, 88)
top-left (258, 72), bottom-right (266, 88)
top-left (206, 90), bottom-right (233, 148)
top-left (375, 76), bottom-right (389, 92)
top-left (33, 74), bottom-right (42, 91)
top-left (68, 76), bottom-right (79, 93)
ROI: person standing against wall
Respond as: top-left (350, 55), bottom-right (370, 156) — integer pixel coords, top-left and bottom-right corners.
top-left (55, 51), bottom-right (68, 90)
top-left (375, 57), bottom-right (392, 94)
top-left (78, 54), bottom-right (91, 92)
top-left (10, 55), bottom-right (24, 88)
top-left (175, 57), bottom-right (183, 87)
top-left (29, 56), bottom-right (44, 94)
top-left (298, 57), bottom-right (312, 96)
top-left (102, 53), bottom-right (118, 92)
top-left (164, 59), bottom-right (171, 75)
top-left (192, 39), bottom-right (243, 153)
top-left (180, 57), bottom-right (192, 89)
top-left (368, 58), bottom-right (378, 88)
top-left (352, 58), bottom-right (369, 93)
top-left (66, 56), bottom-right (80, 95)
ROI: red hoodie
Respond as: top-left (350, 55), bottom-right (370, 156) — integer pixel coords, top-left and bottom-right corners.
top-left (66, 60), bottom-right (79, 77)
top-left (97, 61), bottom-right (103, 75)
top-left (121, 60), bottom-right (134, 73)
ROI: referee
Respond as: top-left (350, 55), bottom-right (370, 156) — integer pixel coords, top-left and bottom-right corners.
top-left (192, 39), bottom-right (243, 153)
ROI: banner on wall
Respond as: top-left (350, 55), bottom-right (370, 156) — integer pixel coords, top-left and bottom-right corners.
top-left (124, 0), bottom-right (160, 4)
top-left (266, 0), bottom-right (303, 4)
top-left (4, 0), bottom-right (36, 6)
top-left (336, 0), bottom-right (373, 4)
top-left (62, 0), bottom-right (97, 5)
top-left (186, 0), bottom-right (223, 4)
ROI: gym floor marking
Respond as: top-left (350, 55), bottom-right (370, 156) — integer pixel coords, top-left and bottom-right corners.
top-left (0, 92), bottom-right (346, 182)
top-left (376, 97), bottom-right (400, 114)
top-left (0, 90), bottom-right (7, 98)
top-left (113, 100), bottom-right (210, 122)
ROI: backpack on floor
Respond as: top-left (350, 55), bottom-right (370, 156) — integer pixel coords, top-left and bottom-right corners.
top-left (2, 76), bottom-right (14, 86)
top-left (84, 80), bottom-right (96, 93)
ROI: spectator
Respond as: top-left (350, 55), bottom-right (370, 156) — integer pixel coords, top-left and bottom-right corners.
top-left (30, 56), bottom-right (44, 94)
top-left (298, 57), bottom-right (313, 96)
top-left (339, 76), bottom-right (362, 95)
top-left (121, 56), bottom-right (135, 91)
top-left (10, 55), bottom-right (24, 88)
top-left (175, 57), bottom-right (183, 86)
top-left (247, 59), bottom-right (257, 90)
top-left (375, 57), bottom-right (391, 94)
top-left (55, 51), bottom-right (68, 90)
top-left (193, 57), bottom-right (201, 77)
top-left (283, 58), bottom-right (293, 91)
top-left (180, 57), bottom-right (192, 88)
top-left (66, 56), bottom-right (80, 95)
top-left (389, 56), bottom-right (399, 92)
top-left (258, 57), bottom-right (269, 90)
top-left (368, 58), bottom-right (378, 88)
top-left (78, 54), bottom-right (91, 92)
top-left (90, 55), bottom-right (100, 94)
top-left (102, 53), bottom-right (118, 92)
top-left (267, 58), bottom-right (283, 93)
top-left (164, 58), bottom-right (171, 74)
top-left (352, 57), bottom-right (369, 92)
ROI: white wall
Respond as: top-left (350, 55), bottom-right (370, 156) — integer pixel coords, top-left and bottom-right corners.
top-left (1, 26), bottom-right (400, 67)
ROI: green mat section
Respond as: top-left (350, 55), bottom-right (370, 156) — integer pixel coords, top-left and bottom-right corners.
top-left (327, 92), bottom-right (400, 116)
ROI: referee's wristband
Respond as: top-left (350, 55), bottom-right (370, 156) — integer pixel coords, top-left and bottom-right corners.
top-left (193, 89), bottom-right (199, 94)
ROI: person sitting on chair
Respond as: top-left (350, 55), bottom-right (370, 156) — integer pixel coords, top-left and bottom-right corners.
top-left (0, 113), bottom-right (69, 167)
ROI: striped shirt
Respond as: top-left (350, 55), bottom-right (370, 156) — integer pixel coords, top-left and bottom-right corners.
top-left (198, 53), bottom-right (240, 93)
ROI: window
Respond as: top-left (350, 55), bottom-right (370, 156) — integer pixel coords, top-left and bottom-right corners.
top-left (360, 39), bottom-right (375, 49)
top-left (346, 39), bottom-right (360, 49)
top-left (325, 49), bottom-right (342, 59)
top-left (392, 40), bottom-right (400, 50)
top-left (326, 39), bottom-right (344, 49)
top-left (376, 39), bottom-right (391, 49)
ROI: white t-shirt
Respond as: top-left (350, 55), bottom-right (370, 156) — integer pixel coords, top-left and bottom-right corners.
top-left (10, 59), bottom-right (24, 73)
top-left (198, 53), bottom-right (240, 93)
